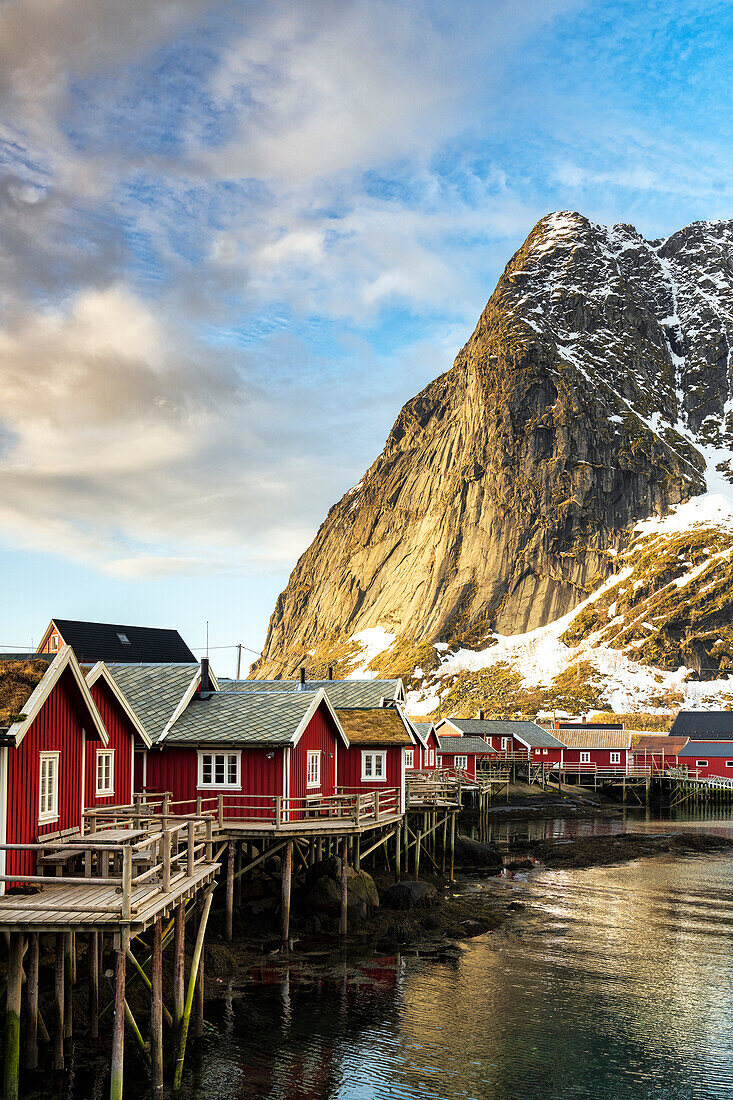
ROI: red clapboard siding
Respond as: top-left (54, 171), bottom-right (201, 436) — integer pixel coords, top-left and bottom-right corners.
top-left (86, 679), bottom-right (134, 808)
top-left (562, 749), bottom-right (629, 768)
top-left (6, 670), bottom-right (85, 880)
top-left (678, 749), bottom-right (733, 777)
top-left (289, 709), bottom-right (338, 801)
top-left (437, 752), bottom-right (477, 779)
top-left (145, 746), bottom-right (284, 818)
top-left (338, 744), bottom-right (403, 792)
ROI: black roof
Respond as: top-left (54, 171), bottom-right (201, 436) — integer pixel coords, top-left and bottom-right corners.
top-left (671, 711), bottom-right (733, 738)
top-left (557, 721), bottom-right (624, 730)
top-left (46, 620), bottom-right (195, 664)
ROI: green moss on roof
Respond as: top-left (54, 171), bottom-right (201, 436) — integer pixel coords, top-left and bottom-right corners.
top-left (0, 660), bottom-right (49, 725)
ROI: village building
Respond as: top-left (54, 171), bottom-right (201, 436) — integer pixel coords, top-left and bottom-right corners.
top-left (409, 721), bottom-right (439, 769)
top-left (0, 648), bottom-right (109, 885)
top-left (36, 618), bottom-right (195, 664)
top-left (556, 726), bottom-right (632, 770)
top-left (630, 734), bottom-right (689, 773)
top-left (435, 717), bottom-right (564, 761)
top-left (671, 711), bottom-right (733, 739)
top-left (435, 735), bottom-right (492, 778)
top-left (85, 663), bottom-right (152, 809)
top-left (677, 741), bottom-right (733, 778)
top-left (334, 707), bottom-right (416, 811)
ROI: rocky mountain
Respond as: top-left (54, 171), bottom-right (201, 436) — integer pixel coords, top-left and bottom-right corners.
top-left (252, 211), bottom-right (733, 694)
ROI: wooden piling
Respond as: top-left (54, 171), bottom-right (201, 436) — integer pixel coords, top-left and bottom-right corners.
top-left (4, 933), bottom-right (24, 1100)
top-left (415, 830), bottom-right (421, 880)
top-left (442, 814), bottom-right (448, 874)
top-left (173, 888), bottom-right (214, 1094)
top-left (281, 841), bottom-right (293, 949)
top-left (110, 935), bottom-right (127, 1100)
top-left (63, 930), bottom-right (73, 1043)
top-left (173, 902), bottom-right (185, 1030)
top-left (225, 840), bottom-right (235, 942)
top-left (151, 918), bottom-right (164, 1098)
top-left (54, 932), bottom-right (64, 1072)
top-left (195, 921), bottom-right (204, 1039)
top-left (340, 836), bottom-right (348, 937)
top-left (88, 930), bottom-right (99, 1040)
top-left (449, 812), bottom-right (456, 882)
top-left (25, 931), bottom-right (39, 1071)
top-left (394, 826), bottom-right (401, 881)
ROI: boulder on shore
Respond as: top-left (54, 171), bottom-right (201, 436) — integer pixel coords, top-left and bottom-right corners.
top-left (454, 835), bottom-right (503, 872)
top-left (305, 859), bottom-right (379, 920)
top-left (382, 880), bottom-right (437, 910)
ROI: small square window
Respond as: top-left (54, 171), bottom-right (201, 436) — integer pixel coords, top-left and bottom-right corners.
top-left (306, 750), bottom-right (321, 788)
top-left (198, 751), bottom-right (240, 788)
top-left (405, 749), bottom-right (414, 768)
top-left (96, 749), bottom-right (115, 796)
top-left (117, 633), bottom-right (131, 645)
top-left (362, 751), bottom-right (387, 782)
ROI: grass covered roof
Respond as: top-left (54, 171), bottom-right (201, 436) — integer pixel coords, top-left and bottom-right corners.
top-left (335, 707), bottom-right (412, 745)
top-left (0, 660), bottom-right (50, 726)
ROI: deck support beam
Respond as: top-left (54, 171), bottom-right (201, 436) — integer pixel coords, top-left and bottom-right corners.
top-left (63, 931), bottom-right (73, 1043)
top-left (225, 841), bottom-right (235, 941)
top-left (151, 918), bottom-right (164, 1098)
top-left (110, 933), bottom-right (128, 1100)
top-left (25, 931), bottom-right (40, 1071)
top-left (4, 932), bottom-right (24, 1100)
top-left (340, 836), bottom-right (348, 938)
top-left (173, 887), bottom-right (214, 1094)
top-left (88, 931), bottom-right (99, 1040)
top-left (281, 841), bottom-right (293, 949)
top-left (173, 902), bottom-right (185, 1030)
top-left (54, 932), bottom-right (64, 1072)
top-left (450, 812), bottom-right (456, 882)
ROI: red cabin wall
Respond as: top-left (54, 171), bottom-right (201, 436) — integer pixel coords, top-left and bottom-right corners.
top-left (145, 745), bottom-right (284, 818)
top-left (5, 671), bottom-right (85, 879)
top-left (338, 744), bottom-right (403, 792)
top-left (86, 680), bottom-right (134, 809)
top-left (678, 750), bottom-right (733, 777)
top-left (561, 748), bottom-right (629, 768)
top-left (289, 710), bottom-right (338, 801)
top-left (436, 753), bottom-right (477, 778)
top-left (527, 747), bottom-right (564, 765)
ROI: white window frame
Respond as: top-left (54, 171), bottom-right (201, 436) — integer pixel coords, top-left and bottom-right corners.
top-left (361, 751), bottom-right (387, 782)
top-left (580, 751), bottom-right (591, 764)
top-left (454, 754), bottom-right (468, 771)
top-left (726, 761), bottom-right (733, 769)
top-left (404, 749), bottom-right (414, 769)
top-left (306, 750), bottom-right (321, 788)
top-left (197, 750), bottom-right (241, 789)
top-left (428, 749), bottom-right (435, 766)
top-left (437, 755), bottom-right (443, 768)
top-left (49, 634), bottom-right (59, 651)
top-left (95, 749), bottom-right (115, 796)
top-left (38, 752), bottom-right (60, 824)
top-left (501, 737), bottom-right (509, 751)
top-left (610, 751), bottom-right (621, 765)
top-left (696, 759), bottom-right (709, 768)
top-left (542, 748), bottom-right (548, 755)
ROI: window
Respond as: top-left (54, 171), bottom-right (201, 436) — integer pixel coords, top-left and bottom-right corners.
top-left (455, 755), bottom-right (468, 771)
top-left (96, 749), bottom-right (115, 796)
top-left (117, 633), bottom-right (131, 645)
top-left (428, 749), bottom-right (435, 766)
top-left (535, 749), bottom-right (541, 756)
top-left (38, 752), bottom-right (59, 823)
top-left (696, 760), bottom-right (709, 768)
top-left (726, 761), bottom-right (733, 769)
top-left (361, 751), bottom-right (387, 781)
top-left (610, 752), bottom-right (621, 765)
top-left (49, 634), bottom-right (59, 651)
top-left (405, 749), bottom-right (414, 768)
top-left (306, 750), bottom-right (321, 788)
top-left (501, 737), bottom-right (509, 751)
top-left (198, 751), bottom-right (241, 788)
top-left (580, 752), bottom-right (591, 763)
top-left (542, 748), bottom-right (548, 755)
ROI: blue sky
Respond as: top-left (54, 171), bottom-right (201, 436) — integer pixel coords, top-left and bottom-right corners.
top-left (0, 0), bottom-right (731, 674)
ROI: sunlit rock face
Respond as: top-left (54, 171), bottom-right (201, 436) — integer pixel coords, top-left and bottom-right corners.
top-left (253, 212), bottom-right (733, 679)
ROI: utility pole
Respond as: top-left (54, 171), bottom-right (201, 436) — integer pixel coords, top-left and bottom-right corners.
top-left (236, 644), bottom-right (242, 680)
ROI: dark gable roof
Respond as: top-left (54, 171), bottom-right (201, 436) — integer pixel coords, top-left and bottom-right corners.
top-left (48, 620), bottom-right (195, 664)
top-left (557, 721), bottom-right (624, 731)
top-left (167, 691), bottom-right (329, 746)
top-left (671, 711), bottom-right (733, 738)
top-left (221, 678), bottom-right (403, 709)
top-left (437, 735), bottom-right (493, 754)
top-left (106, 663), bottom-right (199, 743)
top-left (678, 741), bottom-right (733, 758)
top-left (441, 718), bottom-right (564, 749)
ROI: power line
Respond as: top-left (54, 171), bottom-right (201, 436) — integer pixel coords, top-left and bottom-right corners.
top-left (190, 643), bottom-right (262, 656)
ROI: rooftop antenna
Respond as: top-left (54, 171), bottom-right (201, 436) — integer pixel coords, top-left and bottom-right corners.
top-left (206, 620), bottom-right (209, 659)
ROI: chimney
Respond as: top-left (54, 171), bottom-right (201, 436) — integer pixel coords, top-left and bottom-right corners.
top-left (200, 657), bottom-right (211, 694)
top-left (328, 665), bottom-right (334, 680)
top-left (478, 709), bottom-right (485, 721)
top-left (299, 667), bottom-right (306, 689)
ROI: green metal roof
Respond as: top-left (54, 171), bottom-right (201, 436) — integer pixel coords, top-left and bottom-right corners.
top-left (165, 690), bottom-right (325, 746)
top-left (220, 678), bottom-right (403, 708)
top-left (106, 663), bottom-right (198, 744)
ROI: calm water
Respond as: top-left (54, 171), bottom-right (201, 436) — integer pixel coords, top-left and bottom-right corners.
top-left (37, 809), bottom-right (733, 1099)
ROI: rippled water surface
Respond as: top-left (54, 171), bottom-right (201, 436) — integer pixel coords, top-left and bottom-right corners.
top-left (40, 811), bottom-right (733, 1099)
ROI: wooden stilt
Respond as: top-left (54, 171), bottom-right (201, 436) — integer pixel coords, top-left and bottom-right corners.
top-left (151, 918), bottom-right (164, 1098)
top-left (339, 836), bottom-right (348, 937)
top-left (110, 934), bottom-right (127, 1100)
top-left (194, 924), bottom-right (204, 1039)
top-left (415, 830), bottom-right (421, 880)
top-left (25, 931), bottom-right (39, 1071)
top-left (4, 933), bottom-right (24, 1100)
top-left (394, 825), bottom-right (401, 882)
top-left (442, 814), bottom-right (448, 874)
top-left (354, 836), bottom-right (360, 871)
top-left (54, 932), bottom-right (65, 1072)
top-left (173, 902), bottom-right (185, 1030)
top-left (64, 931), bottom-right (73, 1042)
top-left (450, 812), bottom-right (456, 882)
top-left (281, 841), bottom-right (293, 949)
top-left (173, 888), bottom-right (214, 1094)
top-left (89, 930), bottom-right (99, 1040)
top-left (225, 840), bottom-right (235, 942)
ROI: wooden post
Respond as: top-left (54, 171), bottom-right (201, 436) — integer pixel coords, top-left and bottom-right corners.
top-left (195, 904), bottom-right (204, 1039)
top-left (151, 918), bottom-right (164, 1098)
top-left (87, 930), bottom-right (99, 1040)
top-left (187, 820), bottom-right (195, 877)
top-left (442, 813), bottom-right (448, 874)
top-left (163, 828), bottom-right (171, 892)
top-left (339, 836), bottom-right (348, 937)
top-left (173, 888), bottom-right (214, 1093)
top-left (25, 932), bottom-right (40, 1071)
top-left (173, 902), bottom-right (185, 1030)
top-left (415, 830), bottom-right (421, 880)
top-left (110, 934), bottom-right (127, 1100)
top-left (394, 826), bottom-right (401, 882)
top-left (122, 846), bottom-right (132, 921)
top-left (226, 840), bottom-right (235, 941)
top-left (281, 841), bottom-right (293, 949)
top-left (64, 931), bottom-right (73, 1042)
top-left (450, 811), bottom-right (456, 882)
top-left (54, 932), bottom-right (64, 1072)
top-left (4, 933), bottom-right (24, 1100)
top-left (218, 793), bottom-right (224, 828)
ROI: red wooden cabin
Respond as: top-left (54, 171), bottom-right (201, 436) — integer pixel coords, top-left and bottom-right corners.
top-left (85, 663), bottom-right (152, 809)
top-left (335, 707), bottom-right (416, 812)
top-left (556, 727), bottom-right (632, 770)
top-left (410, 722), bottom-right (439, 770)
top-left (435, 735), bottom-right (492, 779)
top-left (436, 718), bottom-right (563, 762)
top-left (0, 648), bottom-right (109, 887)
top-left (630, 734), bottom-right (688, 773)
top-left (677, 741), bottom-right (733, 777)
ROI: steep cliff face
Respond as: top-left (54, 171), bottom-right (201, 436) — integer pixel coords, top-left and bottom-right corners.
top-left (253, 212), bottom-right (733, 680)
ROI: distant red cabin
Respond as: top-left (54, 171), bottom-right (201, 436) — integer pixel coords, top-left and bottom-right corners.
top-left (335, 707), bottom-right (415, 812)
top-left (677, 741), bottom-right (733, 778)
top-left (85, 663), bottom-right (151, 810)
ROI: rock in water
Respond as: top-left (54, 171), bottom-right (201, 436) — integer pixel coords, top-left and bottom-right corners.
top-left (382, 881), bottom-right (438, 910)
top-left (253, 212), bottom-right (733, 677)
top-left (454, 835), bottom-right (504, 872)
